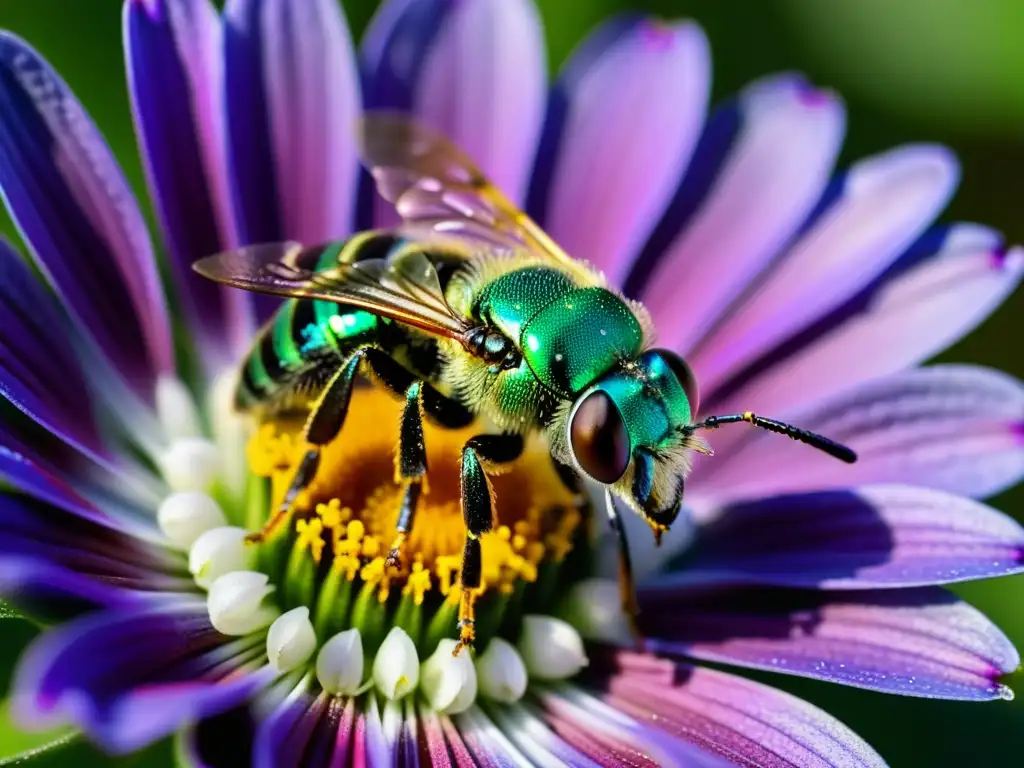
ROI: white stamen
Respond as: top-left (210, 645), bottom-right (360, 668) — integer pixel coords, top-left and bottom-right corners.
top-left (475, 637), bottom-right (528, 703)
top-left (372, 627), bottom-right (419, 700)
top-left (189, 526), bottom-right (251, 588)
top-left (563, 578), bottom-right (633, 644)
top-left (316, 628), bottom-right (364, 695)
top-left (518, 615), bottom-right (589, 681)
top-left (157, 491), bottom-right (226, 550)
top-left (421, 639), bottom-right (478, 714)
top-left (207, 368), bottom-right (248, 499)
top-left (156, 376), bottom-right (203, 442)
top-left (160, 437), bottom-right (222, 493)
top-left (207, 570), bottom-right (279, 636)
top-left (266, 607), bottom-right (317, 673)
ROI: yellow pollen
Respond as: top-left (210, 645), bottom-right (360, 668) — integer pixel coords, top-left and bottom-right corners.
top-left (247, 387), bottom-right (581, 604)
top-left (295, 517), bottom-right (326, 563)
top-left (403, 561), bottom-right (432, 605)
top-left (316, 499), bottom-right (350, 532)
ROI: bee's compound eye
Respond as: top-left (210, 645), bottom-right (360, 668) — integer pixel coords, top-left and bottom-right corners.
top-left (652, 348), bottom-right (699, 416)
top-left (569, 390), bottom-right (630, 484)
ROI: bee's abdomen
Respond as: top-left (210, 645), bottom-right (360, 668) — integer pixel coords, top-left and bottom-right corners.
top-left (235, 297), bottom-right (381, 412)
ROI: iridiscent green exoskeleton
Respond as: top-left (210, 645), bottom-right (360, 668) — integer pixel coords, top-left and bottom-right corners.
top-left (195, 115), bottom-right (856, 653)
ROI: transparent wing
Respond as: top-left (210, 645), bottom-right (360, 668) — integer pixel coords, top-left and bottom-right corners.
top-left (193, 240), bottom-right (472, 340)
top-left (358, 113), bottom-right (589, 276)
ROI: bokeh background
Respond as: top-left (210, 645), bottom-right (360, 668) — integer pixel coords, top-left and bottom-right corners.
top-left (0, 0), bottom-right (1022, 765)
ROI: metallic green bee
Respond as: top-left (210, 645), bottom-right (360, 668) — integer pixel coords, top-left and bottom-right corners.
top-left (194, 116), bottom-right (856, 652)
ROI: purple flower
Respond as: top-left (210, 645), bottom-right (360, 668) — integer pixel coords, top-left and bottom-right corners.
top-left (0, 0), bottom-right (1022, 766)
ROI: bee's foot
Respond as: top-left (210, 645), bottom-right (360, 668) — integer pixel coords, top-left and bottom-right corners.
top-left (243, 532), bottom-right (265, 546)
top-left (384, 547), bottom-right (404, 570)
top-left (453, 619), bottom-right (475, 656)
top-left (385, 532), bottom-right (407, 570)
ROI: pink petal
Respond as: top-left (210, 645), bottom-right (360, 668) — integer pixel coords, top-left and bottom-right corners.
top-left (541, 18), bottom-right (710, 286)
top-left (694, 145), bottom-right (959, 391)
top-left (643, 74), bottom-right (845, 354)
top-left (594, 651), bottom-right (886, 768)
top-left (693, 365), bottom-right (1024, 504)
top-left (708, 229), bottom-right (1024, 420)
top-left (413, 0), bottom-right (547, 206)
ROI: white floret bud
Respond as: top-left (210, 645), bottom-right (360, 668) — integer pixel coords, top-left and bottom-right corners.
top-left (517, 614), bottom-right (589, 681)
top-left (475, 637), bottom-right (528, 703)
top-left (157, 491), bottom-right (226, 550)
top-left (372, 627), bottom-right (419, 700)
top-left (207, 571), bottom-right (279, 636)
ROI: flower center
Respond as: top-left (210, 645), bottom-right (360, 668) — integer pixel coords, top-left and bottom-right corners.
top-left (246, 387), bottom-right (585, 651)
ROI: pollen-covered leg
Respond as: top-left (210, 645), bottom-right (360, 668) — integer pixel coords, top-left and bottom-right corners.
top-left (454, 433), bottom-right (524, 655)
top-left (359, 350), bottom-right (473, 570)
top-left (246, 351), bottom-right (363, 544)
top-left (385, 383), bottom-right (428, 569)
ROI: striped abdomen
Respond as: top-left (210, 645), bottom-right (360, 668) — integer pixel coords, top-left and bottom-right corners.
top-left (234, 233), bottom-right (408, 412)
top-left (235, 296), bottom-right (380, 412)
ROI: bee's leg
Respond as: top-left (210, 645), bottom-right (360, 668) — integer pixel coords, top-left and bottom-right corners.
top-left (385, 383), bottom-right (428, 569)
top-left (246, 349), bottom-right (366, 544)
top-left (454, 433), bottom-right (525, 655)
top-left (552, 460), bottom-right (644, 651)
top-left (361, 350), bottom-right (474, 568)
top-left (602, 489), bottom-right (645, 652)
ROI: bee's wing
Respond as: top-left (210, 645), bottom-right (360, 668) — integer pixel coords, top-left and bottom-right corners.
top-left (193, 240), bottom-right (473, 341)
top-left (359, 114), bottom-right (591, 277)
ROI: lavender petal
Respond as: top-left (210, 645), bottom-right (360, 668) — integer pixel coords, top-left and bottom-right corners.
top-left (642, 585), bottom-right (1018, 700)
top-left (591, 651), bottom-right (887, 768)
top-left (663, 485), bottom-right (1024, 589)
top-left (692, 364), bottom-right (1024, 503)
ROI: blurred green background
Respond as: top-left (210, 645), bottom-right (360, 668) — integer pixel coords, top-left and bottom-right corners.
top-left (0, 0), bottom-right (1023, 765)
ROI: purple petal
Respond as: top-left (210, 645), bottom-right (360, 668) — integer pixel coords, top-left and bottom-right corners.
top-left (641, 585), bottom-right (1018, 700)
top-left (705, 227), bottom-right (1024, 418)
top-left (223, 0), bottom-right (360, 248)
top-left (124, 0), bottom-right (253, 359)
top-left (693, 365), bottom-right (1024, 503)
top-left (666, 485), bottom-right (1024, 590)
top-left (254, 692), bottom-right (356, 768)
top-left (0, 239), bottom-right (103, 454)
top-left (368, 0), bottom-right (545, 207)
top-left (0, 413), bottom-right (164, 519)
top-left (640, 74), bottom-right (845, 352)
top-left (531, 17), bottom-right (710, 285)
top-left (592, 651), bottom-right (886, 768)
top-left (360, 0), bottom-right (444, 110)
top-left (14, 603), bottom-right (271, 754)
top-left (0, 32), bottom-right (174, 388)
top-left (0, 556), bottom-right (140, 620)
top-left (694, 145), bottom-right (959, 393)
top-left (0, 488), bottom-right (183, 591)
top-left (253, 688), bottom-right (324, 768)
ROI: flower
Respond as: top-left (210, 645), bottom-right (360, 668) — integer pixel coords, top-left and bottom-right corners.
top-left (0, 0), bottom-right (1022, 766)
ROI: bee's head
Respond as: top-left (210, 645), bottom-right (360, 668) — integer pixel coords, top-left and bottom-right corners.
top-left (566, 348), bottom-right (704, 541)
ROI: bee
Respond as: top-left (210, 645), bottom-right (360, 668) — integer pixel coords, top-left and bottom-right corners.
top-left (194, 115), bottom-right (856, 653)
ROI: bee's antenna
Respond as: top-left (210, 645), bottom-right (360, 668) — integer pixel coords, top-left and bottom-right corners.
top-left (683, 411), bottom-right (857, 464)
